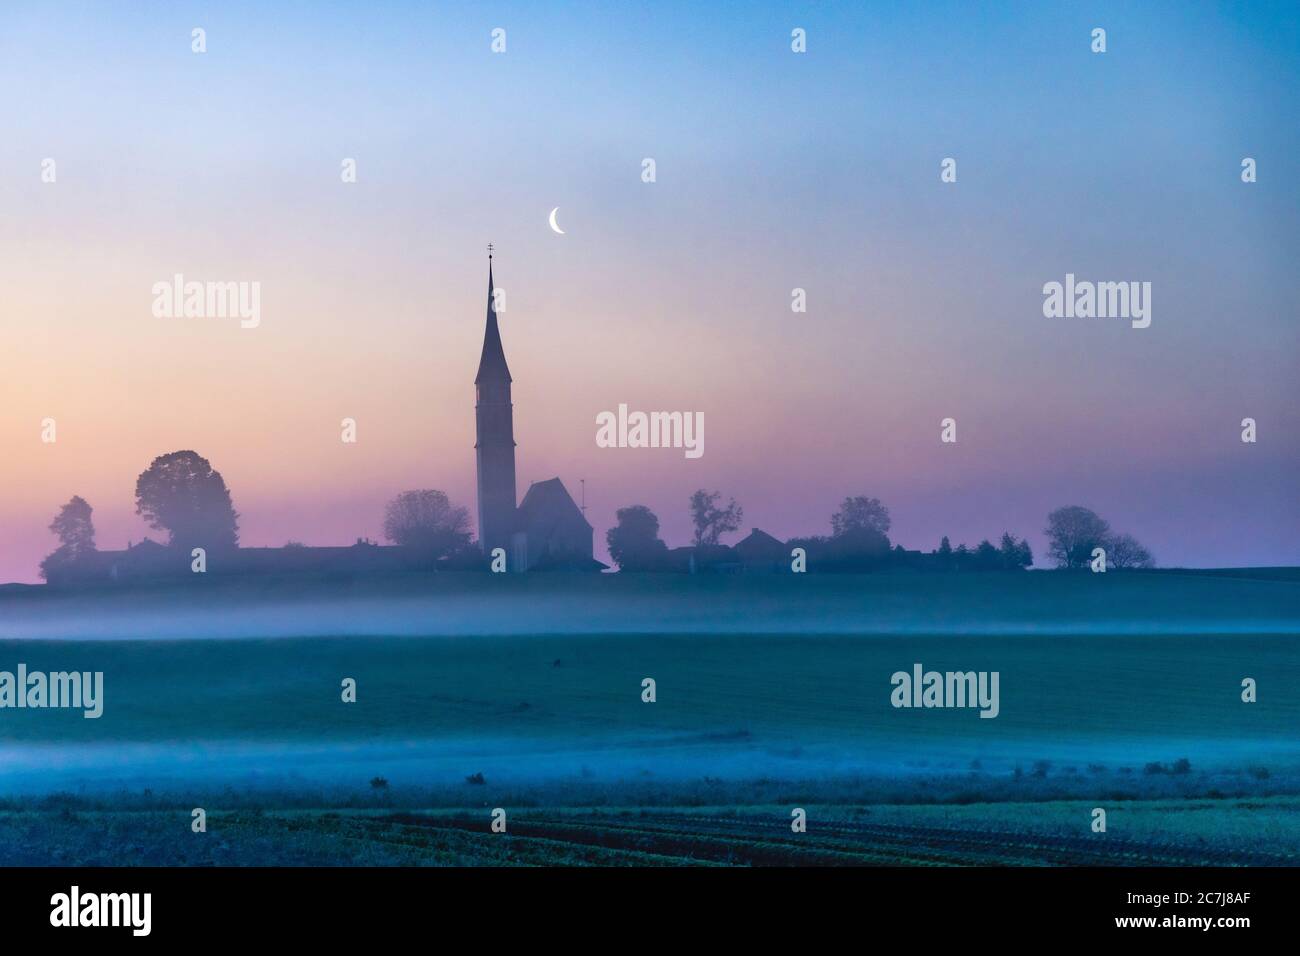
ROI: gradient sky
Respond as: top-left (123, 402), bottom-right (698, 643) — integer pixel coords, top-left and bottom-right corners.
top-left (2, 1), bottom-right (1298, 583)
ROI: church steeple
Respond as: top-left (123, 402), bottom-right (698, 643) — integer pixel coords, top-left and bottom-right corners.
top-left (475, 250), bottom-right (512, 384)
top-left (474, 245), bottom-right (518, 559)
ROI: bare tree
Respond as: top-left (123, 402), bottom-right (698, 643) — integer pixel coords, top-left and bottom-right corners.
top-left (1106, 533), bottom-right (1155, 569)
top-left (383, 490), bottom-right (471, 559)
top-left (1044, 506), bottom-right (1110, 569)
top-left (689, 489), bottom-right (742, 547)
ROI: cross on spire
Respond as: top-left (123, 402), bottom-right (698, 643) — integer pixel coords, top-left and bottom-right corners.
top-left (487, 242), bottom-right (494, 260)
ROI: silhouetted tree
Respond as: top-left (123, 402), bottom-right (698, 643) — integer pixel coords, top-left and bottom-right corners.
top-left (606, 505), bottom-right (670, 571)
top-left (39, 496), bottom-right (96, 581)
top-left (824, 526), bottom-right (891, 568)
top-left (936, 535), bottom-right (953, 569)
top-left (1106, 532), bottom-right (1155, 569)
top-left (135, 451), bottom-right (239, 552)
top-left (1044, 506), bottom-right (1110, 569)
top-left (831, 496), bottom-right (891, 537)
top-left (974, 539), bottom-right (1000, 569)
top-left (689, 489), bottom-right (742, 547)
top-left (383, 490), bottom-right (471, 560)
top-left (999, 532), bottom-right (1033, 569)
top-left (787, 535), bottom-right (829, 565)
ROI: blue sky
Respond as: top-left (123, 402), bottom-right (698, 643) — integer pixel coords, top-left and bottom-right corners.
top-left (1, 1), bottom-right (1297, 579)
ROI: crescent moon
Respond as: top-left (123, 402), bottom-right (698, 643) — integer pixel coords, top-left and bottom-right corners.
top-left (548, 207), bottom-right (565, 235)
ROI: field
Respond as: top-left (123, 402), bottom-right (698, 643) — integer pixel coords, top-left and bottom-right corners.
top-left (1, 570), bottom-right (1297, 865)
top-left (4, 797), bottom-right (1298, 866)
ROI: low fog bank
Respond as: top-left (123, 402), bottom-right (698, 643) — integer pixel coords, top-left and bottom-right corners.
top-left (4, 735), bottom-right (1296, 800)
top-left (1, 572), bottom-right (1297, 640)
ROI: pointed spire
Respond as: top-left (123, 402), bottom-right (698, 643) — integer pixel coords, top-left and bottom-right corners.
top-left (475, 245), bottom-right (512, 384)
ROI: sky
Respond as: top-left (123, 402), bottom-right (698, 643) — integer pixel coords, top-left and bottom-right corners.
top-left (1, 1), bottom-right (1298, 583)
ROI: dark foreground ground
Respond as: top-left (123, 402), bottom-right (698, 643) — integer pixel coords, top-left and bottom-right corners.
top-left (4, 797), bottom-right (1297, 866)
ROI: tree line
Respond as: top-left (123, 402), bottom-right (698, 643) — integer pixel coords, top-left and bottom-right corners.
top-left (605, 492), bottom-right (1154, 572)
top-left (39, 449), bottom-right (477, 579)
top-left (39, 448), bottom-right (1155, 579)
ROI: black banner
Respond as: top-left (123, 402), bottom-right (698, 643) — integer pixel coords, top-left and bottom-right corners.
top-left (0, 866), bottom-right (1280, 942)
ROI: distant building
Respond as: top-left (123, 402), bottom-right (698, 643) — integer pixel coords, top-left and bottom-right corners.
top-left (46, 537), bottom-right (417, 585)
top-left (668, 544), bottom-right (742, 574)
top-left (474, 252), bottom-right (604, 572)
top-left (513, 478), bottom-right (606, 571)
top-left (733, 528), bottom-right (790, 573)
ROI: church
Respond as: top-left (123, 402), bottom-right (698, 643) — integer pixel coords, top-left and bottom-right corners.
top-left (475, 253), bottom-right (604, 572)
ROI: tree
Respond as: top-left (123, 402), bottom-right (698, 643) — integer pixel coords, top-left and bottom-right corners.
top-left (383, 490), bottom-right (471, 559)
top-left (974, 539), bottom-right (1000, 569)
top-left (135, 450), bottom-right (239, 552)
top-left (936, 535), bottom-right (953, 569)
top-left (689, 489), bottom-right (742, 547)
top-left (999, 532), bottom-right (1033, 570)
top-left (39, 496), bottom-right (96, 581)
top-left (824, 526), bottom-right (891, 568)
top-left (1106, 533), bottom-right (1154, 569)
top-left (831, 496), bottom-right (891, 537)
top-left (1044, 506), bottom-right (1110, 569)
top-left (606, 505), bottom-right (670, 571)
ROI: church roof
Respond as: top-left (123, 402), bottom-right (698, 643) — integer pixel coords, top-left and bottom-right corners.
top-left (516, 478), bottom-right (592, 535)
top-left (474, 258), bottom-right (512, 384)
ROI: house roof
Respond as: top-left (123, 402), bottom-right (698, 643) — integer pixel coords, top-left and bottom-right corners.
top-left (734, 527), bottom-right (786, 558)
top-left (129, 537), bottom-right (168, 552)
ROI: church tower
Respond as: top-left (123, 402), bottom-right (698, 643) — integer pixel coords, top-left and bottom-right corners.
top-left (474, 249), bottom-right (517, 557)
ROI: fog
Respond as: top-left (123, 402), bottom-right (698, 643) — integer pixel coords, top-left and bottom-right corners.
top-left (1, 572), bottom-right (1295, 641)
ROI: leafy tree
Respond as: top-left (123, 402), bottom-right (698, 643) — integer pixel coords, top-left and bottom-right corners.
top-left (1106, 532), bottom-right (1154, 569)
top-left (936, 535), bottom-right (953, 569)
top-left (606, 505), bottom-right (670, 571)
top-left (135, 450), bottom-right (239, 551)
top-left (39, 496), bottom-right (96, 581)
top-left (831, 496), bottom-right (891, 537)
top-left (824, 526), bottom-right (891, 568)
top-left (383, 490), bottom-right (471, 559)
top-left (689, 489), bottom-right (742, 547)
top-left (1044, 506), bottom-right (1110, 569)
